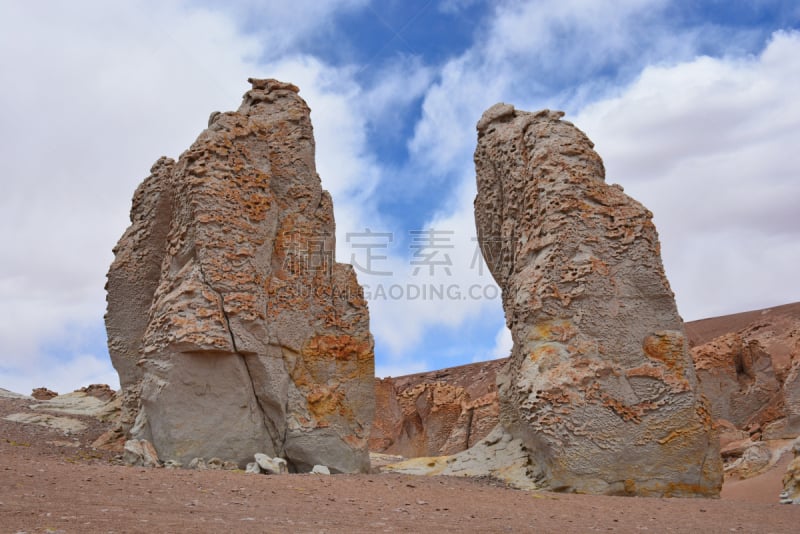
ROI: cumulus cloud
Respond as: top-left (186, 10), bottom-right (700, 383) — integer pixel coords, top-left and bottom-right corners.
top-left (2, 0), bottom-right (798, 392)
top-left (576, 30), bottom-right (800, 319)
top-left (405, 4), bottom-right (800, 336)
top-left (0, 1), bottom-right (405, 391)
top-left (0, 1), bottom-right (263, 392)
top-left (361, 175), bottom-right (502, 361)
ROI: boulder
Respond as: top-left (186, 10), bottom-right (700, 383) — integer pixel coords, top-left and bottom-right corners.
top-left (255, 453), bottom-right (288, 475)
top-left (31, 387), bottom-right (58, 400)
top-left (106, 78), bottom-right (374, 473)
top-left (724, 441), bottom-right (772, 479)
top-left (471, 105), bottom-right (722, 496)
top-left (123, 439), bottom-right (160, 468)
top-left (693, 334), bottom-right (782, 429)
top-left (311, 464), bottom-right (331, 475)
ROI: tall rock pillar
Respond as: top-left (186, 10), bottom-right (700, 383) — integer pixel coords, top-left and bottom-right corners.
top-left (106, 79), bottom-right (374, 473)
top-left (473, 104), bottom-right (722, 496)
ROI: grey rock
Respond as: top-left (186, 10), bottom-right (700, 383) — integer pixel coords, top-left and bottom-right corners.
top-left (123, 439), bottom-right (161, 468)
top-left (255, 453), bottom-right (287, 474)
top-left (311, 464), bottom-right (330, 475)
top-left (245, 462), bottom-right (262, 475)
top-left (472, 104), bottom-right (722, 496)
top-left (188, 457), bottom-right (207, 470)
top-left (106, 78), bottom-right (374, 473)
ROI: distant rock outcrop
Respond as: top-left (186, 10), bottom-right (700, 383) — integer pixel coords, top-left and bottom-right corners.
top-left (470, 104), bottom-right (721, 496)
top-left (31, 387), bottom-right (58, 400)
top-left (106, 78), bottom-right (374, 473)
top-left (689, 302), bottom-right (800, 441)
top-left (369, 360), bottom-right (502, 457)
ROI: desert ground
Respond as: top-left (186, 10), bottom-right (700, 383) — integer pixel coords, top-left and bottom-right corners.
top-left (2, 392), bottom-right (798, 533)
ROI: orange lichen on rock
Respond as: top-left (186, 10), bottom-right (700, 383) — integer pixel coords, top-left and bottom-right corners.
top-left (470, 104), bottom-right (722, 496)
top-left (106, 78), bottom-right (374, 473)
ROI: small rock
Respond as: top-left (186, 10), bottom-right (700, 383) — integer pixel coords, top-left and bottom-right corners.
top-left (123, 439), bottom-right (161, 468)
top-left (245, 462), bottom-right (261, 475)
top-left (255, 453), bottom-right (287, 474)
top-left (188, 457), bottom-right (207, 470)
top-left (207, 457), bottom-right (224, 470)
top-left (164, 460), bottom-right (182, 469)
top-left (311, 465), bottom-right (331, 475)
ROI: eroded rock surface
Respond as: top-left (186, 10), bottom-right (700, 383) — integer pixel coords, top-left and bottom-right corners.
top-left (781, 438), bottom-right (800, 504)
top-left (689, 302), bottom-right (800, 440)
top-left (106, 78), bottom-right (374, 473)
top-left (471, 104), bottom-right (722, 496)
top-left (370, 360), bottom-right (502, 458)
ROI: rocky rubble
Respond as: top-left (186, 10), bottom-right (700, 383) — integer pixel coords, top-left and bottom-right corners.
top-left (105, 78), bottom-right (374, 473)
top-left (464, 104), bottom-right (721, 496)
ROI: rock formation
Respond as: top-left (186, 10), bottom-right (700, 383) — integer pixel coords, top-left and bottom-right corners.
top-left (370, 360), bottom-right (502, 457)
top-left (781, 438), bottom-right (800, 504)
top-left (106, 78), bottom-right (374, 473)
top-left (31, 387), bottom-right (58, 400)
top-left (693, 335), bottom-right (781, 430)
top-left (471, 104), bottom-right (722, 496)
top-left (689, 302), bottom-right (800, 440)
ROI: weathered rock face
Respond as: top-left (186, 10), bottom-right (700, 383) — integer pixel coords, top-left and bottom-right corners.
top-left (473, 104), bottom-right (722, 496)
top-left (375, 301), bottom-right (799, 483)
top-left (689, 302), bottom-right (800, 440)
top-left (781, 438), bottom-right (800, 504)
top-left (693, 334), bottom-right (781, 430)
top-left (106, 78), bottom-right (374, 473)
top-left (369, 360), bottom-right (502, 458)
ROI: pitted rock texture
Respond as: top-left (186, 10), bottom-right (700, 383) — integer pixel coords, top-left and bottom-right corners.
top-left (473, 104), bottom-right (722, 496)
top-left (370, 360), bottom-right (502, 458)
top-left (106, 78), bottom-right (374, 473)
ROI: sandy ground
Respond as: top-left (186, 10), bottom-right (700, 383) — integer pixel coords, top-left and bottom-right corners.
top-left (2, 396), bottom-right (799, 533)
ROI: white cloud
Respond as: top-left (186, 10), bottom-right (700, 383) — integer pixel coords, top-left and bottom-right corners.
top-left (204, 0), bottom-right (368, 58)
top-left (405, 0), bottom-right (800, 335)
top-left (485, 0), bottom-right (665, 63)
top-left (358, 175), bottom-right (503, 359)
top-left (576, 30), bottom-right (800, 319)
top-left (491, 325), bottom-right (512, 359)
top-left (471, 324), bottom-right (512, 363)
top-left (0, 1), bottom-right (266, 391)
top-left (0, 1), bottom-right (402, 391)
top-left (2, 0), bottom-right (798, 392)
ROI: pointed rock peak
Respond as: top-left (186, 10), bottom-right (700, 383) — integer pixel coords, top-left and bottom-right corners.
top-left (106, 78), bottom-right (374, 473)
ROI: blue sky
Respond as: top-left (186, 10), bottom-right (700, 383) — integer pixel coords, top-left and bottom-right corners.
top-left (1, 0), bottom-right (799, 393)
